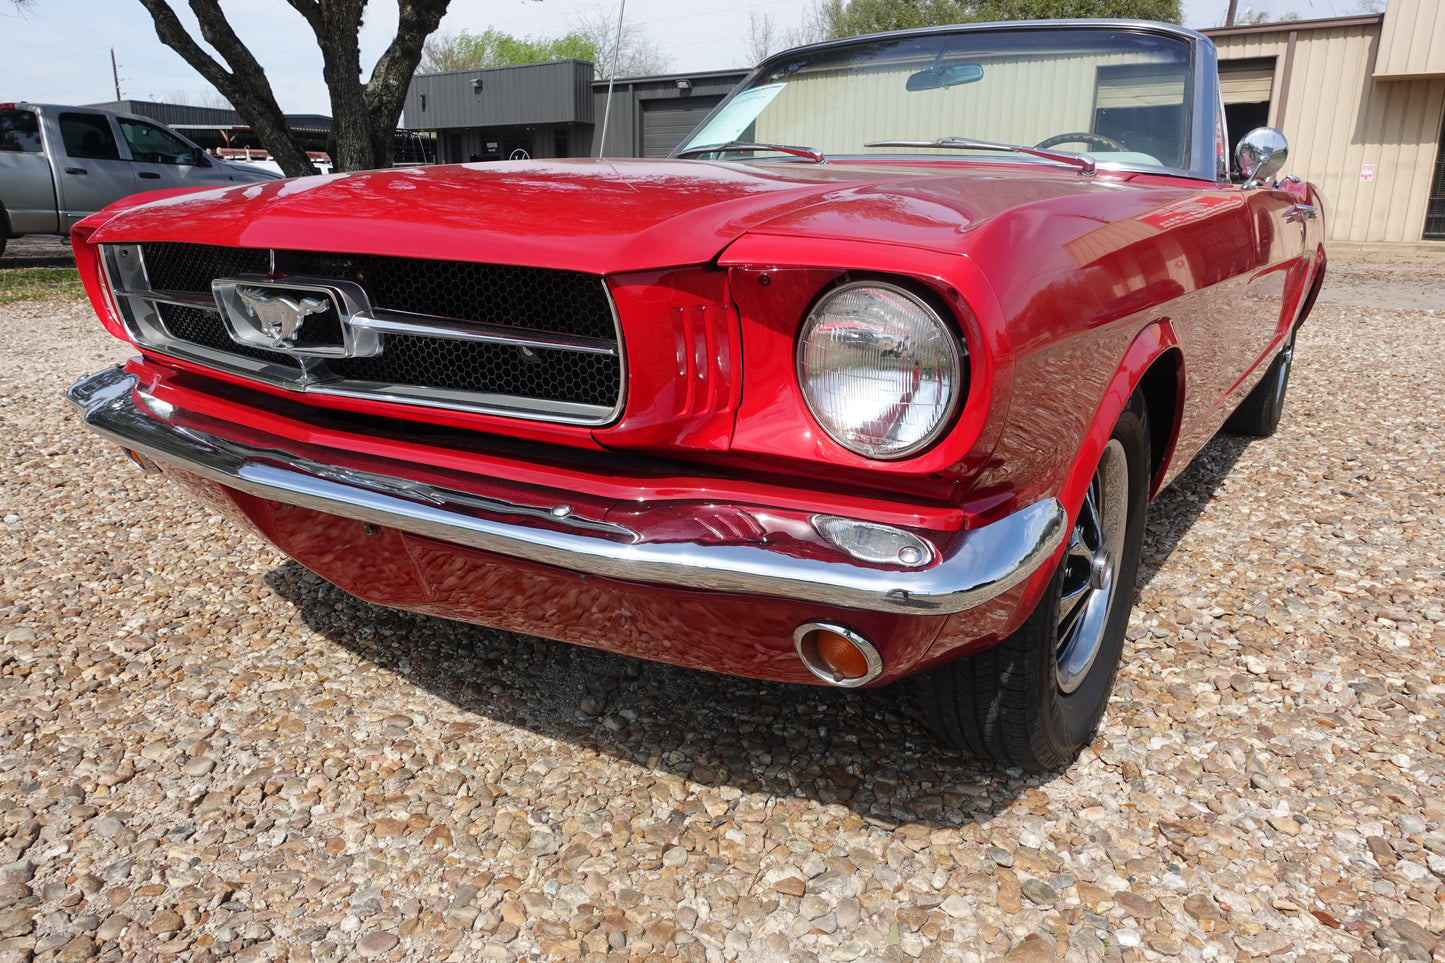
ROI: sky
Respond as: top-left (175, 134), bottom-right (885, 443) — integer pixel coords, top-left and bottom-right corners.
top-left (0, 0), bottom-right (1379, 116)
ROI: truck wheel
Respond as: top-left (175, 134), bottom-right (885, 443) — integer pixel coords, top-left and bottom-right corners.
top-left (915, 394), bottom-right (1150, 772)
top-left (1225, 329), bottom-right (1295, 437)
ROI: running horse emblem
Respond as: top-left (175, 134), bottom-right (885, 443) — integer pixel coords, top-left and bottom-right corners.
top-left (237, 287), bottom-right (329, 346)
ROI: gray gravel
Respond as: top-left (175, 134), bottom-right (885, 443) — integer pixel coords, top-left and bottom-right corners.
top-left (2, 249), bottom-right (1443, 963)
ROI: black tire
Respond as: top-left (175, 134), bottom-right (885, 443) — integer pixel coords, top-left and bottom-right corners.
top-left (1225, 329), bottom-right (1296, 437)
top-left (915, 394), bottom-right (1150, 772)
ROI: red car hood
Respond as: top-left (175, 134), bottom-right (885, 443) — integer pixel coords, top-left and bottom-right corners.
top-left (86, 157), bottom-right (1163, 275)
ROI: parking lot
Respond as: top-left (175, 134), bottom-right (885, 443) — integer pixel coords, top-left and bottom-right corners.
top-left (0, 243), bottom-right (1442, 962)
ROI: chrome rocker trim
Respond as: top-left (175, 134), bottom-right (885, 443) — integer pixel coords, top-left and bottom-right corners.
top-left (68, 366), bottom-right (1067, 616)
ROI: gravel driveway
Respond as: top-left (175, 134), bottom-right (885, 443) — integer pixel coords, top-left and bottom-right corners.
top-left (1, 249), bottom-right (1442, 963)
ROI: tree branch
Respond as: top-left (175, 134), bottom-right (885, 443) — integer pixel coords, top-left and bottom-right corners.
top-left (136, 0), bottom-right (316, 176)
top-left (135, 0), bottom-right (234, 93)
top-left (282, 0), bottom-right (322, 34)
top-left (365, 0), bottom-right (450, 154)
top-left (135, 0), bottom-right (452, 174)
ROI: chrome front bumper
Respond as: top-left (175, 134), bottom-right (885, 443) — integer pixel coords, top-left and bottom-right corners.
top-left (67, 366), bottom-right (1066, 616)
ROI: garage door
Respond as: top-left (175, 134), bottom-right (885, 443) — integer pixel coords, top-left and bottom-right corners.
top-left (641, 97), bottom-right (723, 157)
top-left (1219, 58), bottom-right (1276, 105)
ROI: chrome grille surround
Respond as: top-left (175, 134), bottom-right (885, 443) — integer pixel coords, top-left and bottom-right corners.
top-left (101, 242), bottom-right (626, 426)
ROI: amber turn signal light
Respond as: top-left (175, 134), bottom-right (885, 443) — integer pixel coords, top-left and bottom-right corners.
top-left (793, 622), bottom-right (884, 687)
top-left (816, 630), bottom-right (871, 680)
top-left (121, 448), bottom-right (159, 473)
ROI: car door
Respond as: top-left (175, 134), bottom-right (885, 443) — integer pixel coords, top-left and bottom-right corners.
top-left (1242, 181), bottom-right (1312, 351)
top-left (54, 110), bottom-right (140, 231)
top-left (117, 116), bottom-right (238, 190)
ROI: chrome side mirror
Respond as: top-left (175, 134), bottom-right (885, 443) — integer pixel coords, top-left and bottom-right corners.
top-left (1236, 127), bottom-right (1289, 189)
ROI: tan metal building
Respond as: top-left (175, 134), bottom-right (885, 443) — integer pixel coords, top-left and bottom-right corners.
top-left (1207, 0), bottom-right (1445, 243)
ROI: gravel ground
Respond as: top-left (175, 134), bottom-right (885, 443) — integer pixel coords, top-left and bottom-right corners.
top-left (1, 249), bottom-right (1443, 963)
top-left (0, 236), bottom-right (74, 269)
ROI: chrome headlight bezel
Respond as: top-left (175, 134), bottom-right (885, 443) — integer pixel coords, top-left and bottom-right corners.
top-left (796, 280), bottom-right (965, 460)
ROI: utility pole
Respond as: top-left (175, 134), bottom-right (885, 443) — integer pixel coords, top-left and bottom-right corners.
top-left (1225, 0), bottom-right (1239, 25)
top-left (111, 48), bottom-right (122, 101)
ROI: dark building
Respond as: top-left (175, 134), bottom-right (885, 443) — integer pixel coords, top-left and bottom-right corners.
top-left (404, 60), bottom-right (595, 162)
top-left (87, 100), bottom-right (333, 152)
top-left (86, 100), bottom-right (435, 165)
top-left (590, 69), bottom-right (750, 159)
top-left (403, 61), bottom-right (749, 163)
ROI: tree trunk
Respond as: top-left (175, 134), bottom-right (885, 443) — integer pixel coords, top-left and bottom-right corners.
top-left (135, 0), bottom-right (450, 176)
top-left (287, 0), bottom-right (451, 171)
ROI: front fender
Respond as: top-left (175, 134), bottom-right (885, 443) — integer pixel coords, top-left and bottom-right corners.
top-left (718, 232), bottom-right (1018, 483)
top-left (1058, 319), bottom-right (1181, 522)
top-left (922, 319), bottom-right (1182, 667)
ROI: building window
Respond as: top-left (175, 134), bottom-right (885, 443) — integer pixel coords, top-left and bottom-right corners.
top-left (1425, 114), bottom-right (1445, 241)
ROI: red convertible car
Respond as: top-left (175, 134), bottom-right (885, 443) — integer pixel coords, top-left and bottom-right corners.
top-left (67, 20), bottom-right (1324, 771)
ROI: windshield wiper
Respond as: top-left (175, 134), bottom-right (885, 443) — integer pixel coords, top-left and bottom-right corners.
top-left (863, 136), bottom-right (1095, 174)
top-left (675, 140), bottom-right (826, 164)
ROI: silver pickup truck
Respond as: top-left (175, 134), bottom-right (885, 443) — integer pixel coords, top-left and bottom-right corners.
top-left (1, 101), bottom-right (280, 257)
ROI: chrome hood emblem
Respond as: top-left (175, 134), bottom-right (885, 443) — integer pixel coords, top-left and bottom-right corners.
top-left (237, 286), bottom-right (329, 346)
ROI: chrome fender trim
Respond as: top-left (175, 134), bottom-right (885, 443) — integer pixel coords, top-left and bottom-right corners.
top-left (67, 366), bottom-right (1066, 616)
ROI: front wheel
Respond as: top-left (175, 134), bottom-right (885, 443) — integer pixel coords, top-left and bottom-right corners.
top-left (915, 395), bottom-right (1150, 772)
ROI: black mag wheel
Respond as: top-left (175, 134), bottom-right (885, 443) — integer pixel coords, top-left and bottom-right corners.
top-left (915, 394), bottom-right (1150, 772)
top-left (1225, 328), bottom-right (1296, 437)
top-left (1055, 437), bottom-right (1130, 695)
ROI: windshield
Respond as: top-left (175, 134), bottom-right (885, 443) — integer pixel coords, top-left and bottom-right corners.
top-left (678, 27), bottom-right (1194, 172)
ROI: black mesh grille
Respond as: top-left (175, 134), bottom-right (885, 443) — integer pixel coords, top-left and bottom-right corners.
top-left (158, 304), bottom-right (302, 369)
top-left (138, 243), bottom-right (614, 339)
top-left (329, 337), bottom-right (620, 407)
top-left (133, 242), bottom-right (623, 420)
top-left (285, 252), bottom-right (614, 340)
top-left (143, 242), bottom-right (270, 293)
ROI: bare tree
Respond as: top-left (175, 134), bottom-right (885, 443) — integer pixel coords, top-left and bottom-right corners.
top-left (418, 29), bottom-right (470, 74)
top-left (133, 0), bottom-right (451, 176)
top-left (745, 5), bottom-right (829, 63)
top-left (570, 3), bottom-right (672, 79)
top-left (160, 88), bottom-right (234, 109)
top-left (816, 0), bottom-right (1181, 38)
top-left (743, 9), bottom-right (782, 65)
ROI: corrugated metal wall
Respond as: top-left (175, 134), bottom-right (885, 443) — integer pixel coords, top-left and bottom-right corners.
top-left (90, 101), bottom-right (332, 133)
top-left (1375, 0), bottom-right (1445, 78)
top-left (1214, 18), bottom-right (1445, 243)
top-left (405, 61), bottom-right (594, 130)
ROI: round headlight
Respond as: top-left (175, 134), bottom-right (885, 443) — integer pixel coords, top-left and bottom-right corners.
top-left (797, 282), bottom-right (963, 459)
